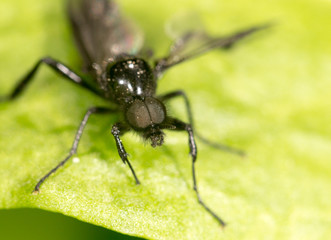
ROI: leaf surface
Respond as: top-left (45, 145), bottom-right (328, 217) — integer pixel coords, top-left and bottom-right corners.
top-left (0, 0), bottom-right (330, 239)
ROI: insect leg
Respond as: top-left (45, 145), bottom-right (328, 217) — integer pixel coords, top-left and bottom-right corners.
top-left (1, 57), bottom-right (101, 101)
top-left (162, 117), bottom-right (226, 227)
top-left (111, 123), bottom-right (140, 185)
top-left (33, 106), bottom-right (115, 194)
top-left (154, 24), bottom-right (271, 76)
top-left (159, 90), bottom-right (245, 157)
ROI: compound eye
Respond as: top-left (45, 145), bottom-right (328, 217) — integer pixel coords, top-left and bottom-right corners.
top-left (126, 100), bottom-right (151, 129)
top-left (145, 97), bottom-right (165, 125)
top-left (125, 98), bottom-right (166, 129)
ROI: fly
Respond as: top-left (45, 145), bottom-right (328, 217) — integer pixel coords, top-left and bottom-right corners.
top-left (0, 0), bottom-right (269, 227)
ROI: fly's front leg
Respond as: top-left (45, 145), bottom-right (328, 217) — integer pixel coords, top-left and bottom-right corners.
top-left (159, 90), bottom-right (245, 157)
top-left (33, 107), bottom-right (115, 194)
top-left (162, 117), bottom-right (226, 227)
top-left (111, 123), bottom-right (140, 185)
top-left (1, 57), bottom-right (101, 101)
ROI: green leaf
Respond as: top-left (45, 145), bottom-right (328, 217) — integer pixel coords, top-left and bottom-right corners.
top-left (0, 208), bottom-right (145, 240)
top-left (1, 0), bottom-right (330, 239)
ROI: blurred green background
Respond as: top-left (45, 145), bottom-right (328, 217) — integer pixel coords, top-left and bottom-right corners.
top-left (0, 208), bottom-right (145, 240)
top-left (0, 0), bottom-right (330, 239)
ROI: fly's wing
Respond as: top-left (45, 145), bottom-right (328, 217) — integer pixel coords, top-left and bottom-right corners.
top-left (68, 0), bottom-right (143, 71)
top-left (154, 22), bottom-right (270, 78)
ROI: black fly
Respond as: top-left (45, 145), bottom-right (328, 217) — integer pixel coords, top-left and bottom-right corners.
top-left (0, 0), bottom-right (268, 227)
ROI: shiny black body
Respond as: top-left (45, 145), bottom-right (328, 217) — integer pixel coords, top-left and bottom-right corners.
top-left (106, 57), bottom-right (167, 146)
top-left (0, 0), bottom-right (269, 227)
top-left (105, 58), bottom-right (156, 103)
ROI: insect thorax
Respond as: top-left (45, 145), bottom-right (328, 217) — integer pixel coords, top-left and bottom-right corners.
top-left (105, 57), bottom-right (156, 104)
